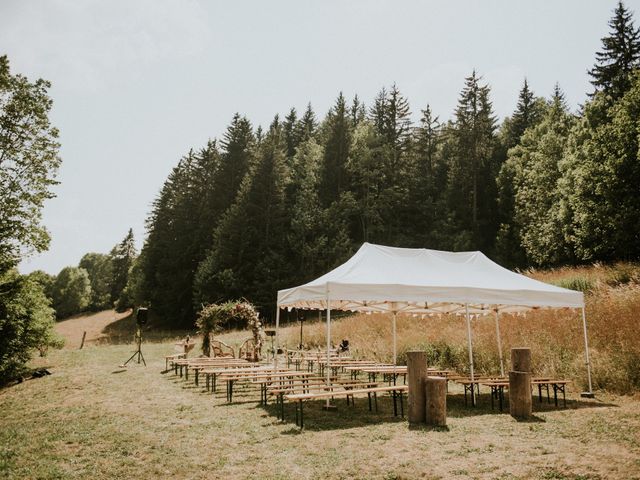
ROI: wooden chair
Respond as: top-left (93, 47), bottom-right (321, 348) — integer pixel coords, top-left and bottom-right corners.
top-left (211, 339), bottom-right (235, 358)
top-left (238, 338), bottom-right (261, 362)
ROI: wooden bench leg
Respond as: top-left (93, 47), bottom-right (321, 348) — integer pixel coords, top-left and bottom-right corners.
top-left (374, 392), bottom-right (378, 412)
top-left (368, 392), bottom-right (372, 411)
top-left (399, 391), bottom-right (404, 418)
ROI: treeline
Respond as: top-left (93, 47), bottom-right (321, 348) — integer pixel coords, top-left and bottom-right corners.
top-left (123, 2), bottom-right (640, 327)
top-left (29, 229), bottom-right (137, 319)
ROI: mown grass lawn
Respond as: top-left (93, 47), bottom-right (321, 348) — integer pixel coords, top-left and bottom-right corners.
top-left (1, 339), bottom-right (639, 480)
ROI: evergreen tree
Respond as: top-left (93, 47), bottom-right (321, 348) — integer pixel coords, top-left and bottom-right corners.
top-left (138, 143), bottom-right (221, 325)
top-left (495, 79), bottom-right (547, 267)
top-left (194, 117), bottom-right (291, 316)
top-left (283, 107), bottom-right (299, 160)
top-left (445, 71), bottom-right (498, 251)
top-left (110, 228), bottom-right (137, 307)
top-left (318, 93), bottom-right (352, 207)
top-left (296, 103), bottom-right (317, 141)
top-left (589, 1), bottom-right (640, 99)
top-left (407, 105), bottom-right (443, 247)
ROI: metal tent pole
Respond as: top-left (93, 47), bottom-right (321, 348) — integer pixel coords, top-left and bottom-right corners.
top-left (495, 309), bottom-right (505, 377)
top-left (393, 310), bottom-right (398, 368)
top-left (326, 295), bottom-right (332, 408)
top-left (465, 303), bottom-right (476, 405)
top-left (274, 307), bottom-right (280, 367)
top-left (581, 307), bottom-right (594, 396)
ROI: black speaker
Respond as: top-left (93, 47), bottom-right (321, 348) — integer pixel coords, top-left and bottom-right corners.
top-left (136, 307), bottom-right (148, 326)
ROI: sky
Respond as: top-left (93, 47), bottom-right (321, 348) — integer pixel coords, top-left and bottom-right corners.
top-left (2, 0), bottom-right (638, 275)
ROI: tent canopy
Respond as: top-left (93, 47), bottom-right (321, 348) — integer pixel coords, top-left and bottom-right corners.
top-left (277, 243), bottom-right (584, 314)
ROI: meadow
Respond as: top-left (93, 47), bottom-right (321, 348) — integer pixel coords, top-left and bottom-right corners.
top-left (1, 264), bottom-right (640, 479)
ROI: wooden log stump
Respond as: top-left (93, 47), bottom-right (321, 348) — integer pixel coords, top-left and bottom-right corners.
top-left (511, 348), bottom-right (531, 373)
top-left (509, 371), bottom-right (532, 419)
top-left (424, 376), bottom-right (447, 426)
top-left (406, 351), bottom-right (427, 423)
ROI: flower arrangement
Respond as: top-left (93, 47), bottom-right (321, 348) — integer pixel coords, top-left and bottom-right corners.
top-left (195, 300), bottom-right (263, 357)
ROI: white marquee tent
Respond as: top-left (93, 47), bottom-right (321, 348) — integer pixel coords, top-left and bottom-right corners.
top-left (275, 243), bottom-right (593, 396)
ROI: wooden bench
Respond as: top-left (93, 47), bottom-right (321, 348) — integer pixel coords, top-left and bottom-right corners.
top-left (164, 353), bottom-right (186, 371)
top-left (220, 370), bottom-right (314, 402)
top-left (284, 384), bottom-right (409, 428)
top-left (480, 378), bottom-right (569, 411)
top-left (270, 381), bottom-right (378, 419)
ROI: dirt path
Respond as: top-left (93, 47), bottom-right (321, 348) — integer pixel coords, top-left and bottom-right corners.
top-left (55, 309), bottom-right (131, 349)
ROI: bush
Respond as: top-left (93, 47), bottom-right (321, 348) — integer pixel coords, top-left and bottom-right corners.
top-left (50, 266), bottom-right (92, 319)
top-left (554, 276), bottom-right (594, 293)
top-left (0, 270), bottom-right (64, 384)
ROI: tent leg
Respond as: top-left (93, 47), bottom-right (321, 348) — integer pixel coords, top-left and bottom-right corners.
top-left (465, 304), bottom-right (476, 406)
top-left (392, 311), bottom-right (397, 384)
top-left (274, 307), bottom-right (280, 366)
top-left (581, 307), bottom-right (594, 397)
top-left (326, 298), bottom-right (332, 408)
top-left (495, 309), bottom-right (505, 377)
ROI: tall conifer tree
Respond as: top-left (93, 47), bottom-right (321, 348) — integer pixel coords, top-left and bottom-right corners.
top-left (589, 1), bottom-right (640, 99)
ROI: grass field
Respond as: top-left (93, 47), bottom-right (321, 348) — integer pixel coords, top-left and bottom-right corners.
top-left (0, 312), bottom-right (639, 479)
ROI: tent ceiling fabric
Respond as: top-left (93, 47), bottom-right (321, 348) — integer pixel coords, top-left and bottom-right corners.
top-left (277, 243), bottom-right (584, 314)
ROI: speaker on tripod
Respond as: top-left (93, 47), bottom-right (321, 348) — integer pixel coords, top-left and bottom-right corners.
top-left (122, 307), bottom-right (148, 367)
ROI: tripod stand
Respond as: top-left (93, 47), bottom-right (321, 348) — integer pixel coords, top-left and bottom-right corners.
top-left (123, 327), bottom-right (146, 366)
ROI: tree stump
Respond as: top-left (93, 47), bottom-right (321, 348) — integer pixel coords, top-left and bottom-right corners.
top-left (406, 351), bottom-right (427, 423)
top-left (509, 371), bottom-right (532, 419)
top-left (511, 348), bottom-right (531, 373)
top-left (425, 376), bottom-right (447, 426)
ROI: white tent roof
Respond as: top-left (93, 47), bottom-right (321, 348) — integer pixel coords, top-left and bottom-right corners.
top-left (277, 243), bottom-right (584, 314)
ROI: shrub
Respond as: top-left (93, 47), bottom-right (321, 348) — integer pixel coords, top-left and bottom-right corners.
top-left (0, 270), bottom-right (64, 384)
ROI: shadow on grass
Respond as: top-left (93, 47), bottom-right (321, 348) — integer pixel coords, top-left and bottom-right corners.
top-left (97, 312), bottom-right (193, 346)
top-left (444, 393), bottom-right (618, 419)
top-left (259, 395), bottom-right (409, 432)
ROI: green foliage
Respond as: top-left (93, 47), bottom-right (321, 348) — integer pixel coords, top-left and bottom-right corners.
top-left (560, 73), bottom-right (640, 262)
top-left (195, 300), bottom-right (262, 356)
top-left (50, 266), bottom-right (91, 319)
top-left (194, 118), bottom-right (291, 314)
top-left (110, 228), bottom-right (137, 310)
top-left (506, 87), bottom-right (575, 265)
top-left (132, 4), bottom-right (640, 328)
top-left (79, 252), bottom-right (113, 310)
top-left (0, 270), bottom-right (63, 384)
top-left (0, 55), bottom-right (61, 272)
top-left (589, 1), bottom-right (640, 99)
top-left (553, 277), bottom-right (594, 293)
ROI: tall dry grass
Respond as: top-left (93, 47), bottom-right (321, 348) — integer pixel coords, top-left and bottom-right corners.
top-left (277, 264), bottom-right (640, 394)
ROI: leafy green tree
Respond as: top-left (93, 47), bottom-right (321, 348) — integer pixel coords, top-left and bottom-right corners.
top-left (560, 73), bottom-right (640, 261)
top-left (508, 87), bottom-right (575, 265)
top-left (50, 266), bottom-right (92, 319)
top-left (79, 252), bottom-right (113, 310)
top-left (26, 270), bottom-right (56, 299)
top-left (0, 55), bottom-right (61, 272)
top-left (589, 1), bottom-right (640, 99)
top-left (0, 269), bottom-right (63, 384)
